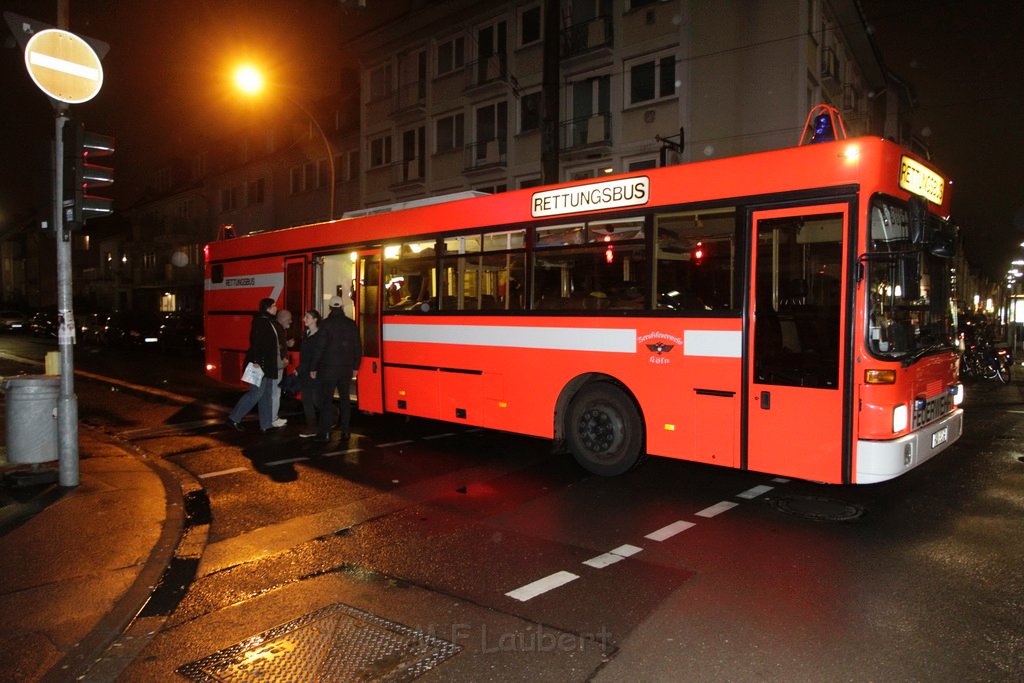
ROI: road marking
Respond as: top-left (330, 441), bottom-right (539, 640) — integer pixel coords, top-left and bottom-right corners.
top-left (506, 571), bottom-right (579, 602)
top-left (264, 456), bottom-right (309, 467)
top-left (583, 544), bottom-right (643, 568)
top-left (644, 520), bottom-right (695, 542)
top-left (772, 477), bottom-right (791, 483)
top-left (736, 484), bottom-right (774, 500)
top-left (198, 467), bottom-right (248, 479)
top-left (695, 501), bottom-right (738, 518)
top-left (377, 439), bottom-right (415, 448)
top-left (423, 432), bottom-right (456, 440)
top-left (321, 448), bottom-right (364, 457)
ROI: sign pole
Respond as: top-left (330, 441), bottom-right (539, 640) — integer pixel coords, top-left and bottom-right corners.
top-left (54, 109), bottom-right (79, 487)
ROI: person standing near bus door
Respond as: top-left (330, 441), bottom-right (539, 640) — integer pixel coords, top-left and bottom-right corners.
top-left (227, 297), bottom-right (281, 432)
top-left (270, 308), bottom-right (293, 428)
top-left (295, 309), bottom-right (325, 437)
top-left (309, 295), bottom-right (361, 443)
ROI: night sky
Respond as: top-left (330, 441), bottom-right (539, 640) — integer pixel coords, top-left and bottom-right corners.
top-left (2, 0), bottom-right (1023, 280)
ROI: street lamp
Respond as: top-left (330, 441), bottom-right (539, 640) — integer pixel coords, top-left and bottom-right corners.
top-left (233, 64), bottom-right (336, 221)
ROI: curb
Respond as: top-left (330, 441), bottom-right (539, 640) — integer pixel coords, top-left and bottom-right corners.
top-left (39, 428), bottom-right (203, 683)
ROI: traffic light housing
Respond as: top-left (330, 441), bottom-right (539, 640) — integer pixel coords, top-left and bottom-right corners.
top-left (63, 120), bottom-right (114, 228)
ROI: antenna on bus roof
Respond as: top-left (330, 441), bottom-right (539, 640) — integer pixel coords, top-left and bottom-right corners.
top-left (341, 191), bottom-right (490, 218)
top-left (798, 104), bottom-right (847, 145)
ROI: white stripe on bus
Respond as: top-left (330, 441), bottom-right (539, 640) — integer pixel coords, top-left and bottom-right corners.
top-left (684, 330), bottom-right (742, 358)
top-left (384, 323), bottom-right (636, 353)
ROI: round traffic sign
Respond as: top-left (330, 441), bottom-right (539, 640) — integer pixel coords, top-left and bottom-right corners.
top-left (24, 28), bottom-right (103, 104)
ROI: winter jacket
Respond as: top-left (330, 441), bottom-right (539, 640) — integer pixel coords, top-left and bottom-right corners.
top-left (309, 308), bottom-right (361, 378)
top-left (245, 311), bottom-right (281, 376)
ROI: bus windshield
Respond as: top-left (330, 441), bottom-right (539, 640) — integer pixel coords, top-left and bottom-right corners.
top-left (866, 198), bottom-right (958, 361)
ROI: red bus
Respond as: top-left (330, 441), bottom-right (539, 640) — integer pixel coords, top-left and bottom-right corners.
top-left (204, 132), bottom-right (963, 484)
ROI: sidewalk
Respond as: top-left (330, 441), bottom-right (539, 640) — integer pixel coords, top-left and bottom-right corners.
top-left (0, 421), bottom-right (180, 682)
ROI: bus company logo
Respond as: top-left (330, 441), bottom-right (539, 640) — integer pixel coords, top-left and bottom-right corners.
top-left (531, 177), bottom-right (649, 218)
top-left (224, 277), bottom-right (256, 287)
top-left (638, 331), bottom-right (681, 364)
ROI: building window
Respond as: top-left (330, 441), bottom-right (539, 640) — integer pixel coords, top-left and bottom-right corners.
top-left (220, 187), bottom-right (238, 212)
top-left (627, 53), bottom-right (677, 105)
top-left (518, 176), bottom-right (542, 189)
top-left (290, 166), bottom-right (302, 194)
top-left (344, 149), bottom-right (360, 181)
top-left (368, 63), bottom-right (393, 102)
top-left (177, 198), bottom-right (193, 219)
top-left (303, 162), bottom-right (318, 190)
top-left (628, 158), bottom-right (658, 171)
top-left (246, 178), bottom-right (265, 205)
top-left (370, 134), bottom-right (393, 168)
top-left (436, 36), bottom-right (465, 76)
top-left (435, 113), bottom-right (465, 153)
top-left (520, 91), bottom-right (542, 133)
top-left (520, 5), bottom-right (541, 46)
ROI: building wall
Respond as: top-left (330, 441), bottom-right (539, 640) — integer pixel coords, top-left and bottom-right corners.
top-left (351, 0), bottom-right (886, 209)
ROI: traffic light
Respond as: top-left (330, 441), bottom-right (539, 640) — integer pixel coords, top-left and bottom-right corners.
top-left (63, 120), bottom-right (114, 228)
top-left (692, 240), bottom-right (705, 266)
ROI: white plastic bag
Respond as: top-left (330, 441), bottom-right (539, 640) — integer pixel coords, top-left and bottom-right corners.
top-left (241, 362), bottom-right (264, 386)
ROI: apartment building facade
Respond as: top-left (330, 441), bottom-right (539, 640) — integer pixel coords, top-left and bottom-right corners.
top-left (352, 0), bottom-right (889, 210)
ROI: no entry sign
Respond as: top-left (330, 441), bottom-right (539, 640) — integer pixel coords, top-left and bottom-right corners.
top-left (24, 28), bottom-right (103, 104)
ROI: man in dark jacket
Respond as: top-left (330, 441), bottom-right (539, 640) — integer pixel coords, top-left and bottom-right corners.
top-left (309, 295), bottom-right (362, 442)
top-left (227, 297), bottom-right (282, 432)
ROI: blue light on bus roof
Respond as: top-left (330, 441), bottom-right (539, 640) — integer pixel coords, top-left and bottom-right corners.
top-left (810, 114), bottom-right (835, 143)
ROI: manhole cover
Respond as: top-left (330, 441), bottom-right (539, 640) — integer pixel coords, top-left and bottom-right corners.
top-left (771, 495), bottom-right (865, 522)
top-left (178, 602), bottom-right (462, 682)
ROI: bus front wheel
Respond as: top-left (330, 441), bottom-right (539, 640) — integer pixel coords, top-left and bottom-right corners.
top-left (566, 382), bottom-right (645, 476)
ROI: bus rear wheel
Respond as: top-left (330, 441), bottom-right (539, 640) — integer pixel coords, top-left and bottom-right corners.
top-left (566, 383), bottom-right (644, 476)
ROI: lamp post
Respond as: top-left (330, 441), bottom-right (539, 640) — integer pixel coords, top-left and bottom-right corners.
top-left (234, 65), bottom-right (336, 221)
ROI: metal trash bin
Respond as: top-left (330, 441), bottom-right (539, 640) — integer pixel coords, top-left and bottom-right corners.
top-left (4, 375), bottom-right (59, 464)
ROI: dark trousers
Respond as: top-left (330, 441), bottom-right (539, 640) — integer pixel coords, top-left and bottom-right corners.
top-left (300, 375), bottom-right (321, 430)
top-left (317, 371), bottom-right (353, 436)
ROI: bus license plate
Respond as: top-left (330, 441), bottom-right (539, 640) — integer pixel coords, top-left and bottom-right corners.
top-left (931, 425), bottom-right (949, 448)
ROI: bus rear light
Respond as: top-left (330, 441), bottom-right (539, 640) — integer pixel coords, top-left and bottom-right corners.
top-left (892, 404), bottom-right (908, 433)
top-left (951, 383), bottom-right (964, 406)
top-left (205, 363), bottom-right (215, 372)
top-left (499, 401), bottom-right (508, 408)
top-left (664, 424), bottom-right (675, 431)
top-left (865, 369), bottom-right (896, 384)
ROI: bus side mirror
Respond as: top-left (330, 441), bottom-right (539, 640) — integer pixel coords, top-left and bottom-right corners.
top-left (908, 196), bottom-right (929, 246)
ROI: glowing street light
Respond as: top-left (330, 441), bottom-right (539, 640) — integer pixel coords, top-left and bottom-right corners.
top-left (232, 63), bottom-right (336, 221)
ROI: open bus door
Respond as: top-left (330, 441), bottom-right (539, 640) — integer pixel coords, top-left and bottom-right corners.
top-left (747, 204), bottom-right (850, 483)
top-left (356, 251), bottom-right (383, 413)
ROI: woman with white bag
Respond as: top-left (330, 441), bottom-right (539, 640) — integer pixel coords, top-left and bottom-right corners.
top-left (226, 297), bottom-right (283, 432)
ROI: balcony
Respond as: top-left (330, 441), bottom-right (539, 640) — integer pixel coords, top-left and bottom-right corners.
top-left (560, 112), bottom-right (611, 152)
top-left (561, 16), bottom-right (613, 60)
top-left (392, 81), bottom-right (426, 117)
top-left (464, 139), bottom-right (507, 172)
top-left (390, 158), bottom-right (426, 188)
top-left (464, 53), bottom-right (507, 92)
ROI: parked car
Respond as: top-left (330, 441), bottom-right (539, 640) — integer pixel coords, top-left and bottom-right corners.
top-left (122, 312), bottom-right (164, 348)
top-left (30, 311), bottom-right (57, 337)
top-left (0, 310), bottom-right (29, 332)
top-left (157, 313), bottom-right (205, 356)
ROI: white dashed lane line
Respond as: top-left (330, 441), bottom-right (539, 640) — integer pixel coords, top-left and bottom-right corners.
top-left (583, 544), bottom-right (643, 569)
top-left (198, 467), bottom-right (249, 480)
top-left (264, 456), bottom-right (309, 467)
top-left (422, 432), bottom-right (456, 440)
top-left (505, 480), bottom-right (784, 601)
top-left (377, 439), bottom-right (416, 448)
top-left (644, 520), bottom-right (696, 542)
top-left (505, 571), bottom-right (580, 602)
top-left (736, 484), bottom-right (774, 500)
top-left (694, 500), bottom-right (739, 518)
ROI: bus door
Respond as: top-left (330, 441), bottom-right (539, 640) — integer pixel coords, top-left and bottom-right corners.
top-left (747, 204), bottom-right (849, 482)
top-left (355, 251), bottom-right (383, 413)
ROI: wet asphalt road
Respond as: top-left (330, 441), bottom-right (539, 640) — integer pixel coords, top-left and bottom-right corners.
top-left (2, 334), bottom-right (1022, 681)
